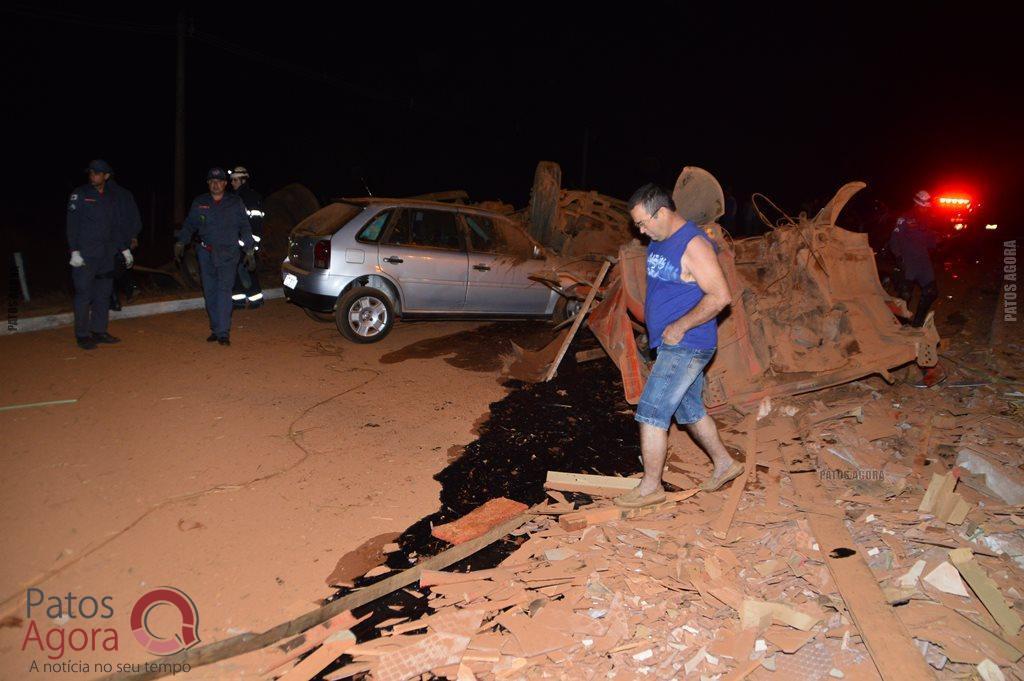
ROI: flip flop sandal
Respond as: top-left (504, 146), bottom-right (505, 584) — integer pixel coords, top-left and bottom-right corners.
top-left (700, 461), bottom-right (745, 492)
top-left (613, 487), bottom-right (667, 509)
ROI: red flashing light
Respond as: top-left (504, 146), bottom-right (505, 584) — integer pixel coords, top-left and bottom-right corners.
top-left (937, 195), bottom-right (971, 208)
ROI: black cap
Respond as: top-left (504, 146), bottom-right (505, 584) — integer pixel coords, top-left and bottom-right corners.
top-left (206, 167), bottom-right (228, 181)
top-left (86, 159), bottom-right (113, 174)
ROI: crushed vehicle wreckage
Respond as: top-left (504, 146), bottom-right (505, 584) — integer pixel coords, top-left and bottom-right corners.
top-left (513, 167), bottom-right (942, 412)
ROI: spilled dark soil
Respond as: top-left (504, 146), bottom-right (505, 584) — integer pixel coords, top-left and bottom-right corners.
top-left (314, 330), bottom-right (649, 678)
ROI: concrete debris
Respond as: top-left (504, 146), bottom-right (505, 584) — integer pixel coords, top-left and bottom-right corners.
top-left (275, 387), bottom-right (1024, 680)
top-left (923, 561), bottom-right (970, 597)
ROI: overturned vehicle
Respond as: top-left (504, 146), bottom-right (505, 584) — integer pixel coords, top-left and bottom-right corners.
top-left (518, 170), bottom-right (941, 413)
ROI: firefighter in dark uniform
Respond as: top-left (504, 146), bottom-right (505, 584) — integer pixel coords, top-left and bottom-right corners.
top-left (229, 166), bottom-right (265, 309)
top-left (174, 168), bottom-right (255, 346)
top-left (67, 159), bottom-right (136, 350)
top-left (888, 189), bottom-right (939, 327)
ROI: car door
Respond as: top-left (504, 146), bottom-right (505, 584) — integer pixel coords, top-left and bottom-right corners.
top-left (461, 213), bottom-right (554, 314)
top-left (377, 207), bottom-right (468, 312)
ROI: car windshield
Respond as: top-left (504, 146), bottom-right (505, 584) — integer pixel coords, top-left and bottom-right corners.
top-left (291, 202), bottom-right (363, 237)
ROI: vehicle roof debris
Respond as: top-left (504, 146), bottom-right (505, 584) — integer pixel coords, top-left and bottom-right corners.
top-left (237, 372), bottom-right (1024, 681)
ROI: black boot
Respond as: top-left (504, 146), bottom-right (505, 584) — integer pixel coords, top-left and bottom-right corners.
top-left (92, 332), bottom-right (121, 344)
top-left (912, 281), bottom-right (938, 327)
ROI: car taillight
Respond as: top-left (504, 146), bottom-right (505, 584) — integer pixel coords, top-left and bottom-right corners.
top-left (314, 240), bottom-right (331, 269)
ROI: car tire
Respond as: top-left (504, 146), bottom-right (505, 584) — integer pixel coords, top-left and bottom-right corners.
top-left (336, 286), bottom-right (395, 343)
top-left (552, 285), bottom-right (583, 324)
top-left (303, 308), bottom-right (334, 324)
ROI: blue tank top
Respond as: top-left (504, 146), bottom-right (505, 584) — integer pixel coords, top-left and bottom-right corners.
top-left (645, 222), bottom-right (718, 350)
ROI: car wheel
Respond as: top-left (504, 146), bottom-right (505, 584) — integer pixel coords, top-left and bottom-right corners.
top-left (303, 308), bottom-right (334, 324)
top-left (336, 286), bottom-right (394, 343)
top-left (552, 286), bottom-right (583, 324)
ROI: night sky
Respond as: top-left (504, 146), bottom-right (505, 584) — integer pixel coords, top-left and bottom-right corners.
top-left (3, 4), bottom-right (1020, 290)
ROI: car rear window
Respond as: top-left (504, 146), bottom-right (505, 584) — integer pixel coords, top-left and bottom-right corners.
top-left (357, 210), bottom-right (391, 242)
top-left (291, 202), bottom-right (363, 237)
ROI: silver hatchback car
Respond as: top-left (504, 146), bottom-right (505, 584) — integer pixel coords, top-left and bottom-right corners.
top-left (281, 198), bottom-right (570, 342)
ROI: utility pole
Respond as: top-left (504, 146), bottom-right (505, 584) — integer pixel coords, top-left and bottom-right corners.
top-left (173, 12), bottom-right (186, 226)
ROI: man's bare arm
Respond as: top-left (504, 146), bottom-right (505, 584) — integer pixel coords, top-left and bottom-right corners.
top-left (661, 236), bottom-right (731, 345)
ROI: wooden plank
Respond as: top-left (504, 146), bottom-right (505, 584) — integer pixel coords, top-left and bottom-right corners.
top-left (545, 471), bottom-right (639, 492)
top-left (949, 548), bottom-right (1023, 637)
top-left (574, 347), bottom-right (607, 363)
top-left (710, 417), bottom-right (756, 539)
top-left (557, 489), bottom-right (698, 531)
top-left (791, 472), bottom-right (935, 681)
top-left (264, 611), bottom-right (367, 675)
top-left (540, 483), bottom-right (633, 497)
top-left (99, 513), bottom-right (533, 681)
top-left (543, 259), bottom-right (612, 381)
top-left (919, 472), bottom-right (955, 513)
top-left (278, 630), bottom-right (356, 680)
top-left (559, 506), bottom-right (622, 531)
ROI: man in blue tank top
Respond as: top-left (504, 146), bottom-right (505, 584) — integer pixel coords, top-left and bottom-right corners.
top-left (615, 184), bottom-right (742, 508)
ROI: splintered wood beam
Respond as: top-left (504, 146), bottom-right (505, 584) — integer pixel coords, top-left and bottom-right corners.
top-left (99, 514), bottom-right (533, 681)
top-left (543, 259), bottom-right (612, 382)
top-left (790, 472), bottom-right (935, 681)
top-left (544, 470), bottom-right (639, 495)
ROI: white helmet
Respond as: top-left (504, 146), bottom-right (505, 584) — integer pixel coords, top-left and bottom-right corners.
top-left (230, 166), bottom-right (250, 180)
top-left (913, 190), bottom-right (931, 207)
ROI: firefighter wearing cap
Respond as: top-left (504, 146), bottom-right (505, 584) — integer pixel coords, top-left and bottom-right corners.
top-left (229, 166), bottom-right (265, 309)
top-left (67, 159), bottom-right (140, 349)
top-left (174, 167), bottom-right (255, 345)
top-left (888, 189), bottom-right (939, 327)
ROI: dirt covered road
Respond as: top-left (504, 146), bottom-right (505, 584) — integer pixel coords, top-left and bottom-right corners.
top-left (0, 301), bottom-right (548, 678)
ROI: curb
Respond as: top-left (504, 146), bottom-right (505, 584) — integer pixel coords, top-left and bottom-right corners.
top-left (4, 288), bottom-right (286, 336)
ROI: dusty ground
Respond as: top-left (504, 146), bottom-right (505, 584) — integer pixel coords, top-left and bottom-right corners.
top-left (0, 250), bottom-right (1014, 680)
top-left (0, 302), bottom-right (550, 679)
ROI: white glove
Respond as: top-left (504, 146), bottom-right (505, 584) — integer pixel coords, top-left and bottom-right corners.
top-left (70, 251), bottom-right (85, 267)
top-left (122, 249), bottom-right (134, 268)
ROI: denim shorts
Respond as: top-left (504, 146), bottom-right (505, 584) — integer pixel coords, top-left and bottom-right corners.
top-left (634, 344), bottom-right (716, 430)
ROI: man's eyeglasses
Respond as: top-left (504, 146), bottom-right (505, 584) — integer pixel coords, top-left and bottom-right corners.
top-left (634, 208), bottom-right (660, 229)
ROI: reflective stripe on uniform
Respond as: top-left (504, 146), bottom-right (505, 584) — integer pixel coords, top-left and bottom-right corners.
top-left (247, 293), bottom-right (264, 301)
top-left (232, 294), bottom-right (247, 300)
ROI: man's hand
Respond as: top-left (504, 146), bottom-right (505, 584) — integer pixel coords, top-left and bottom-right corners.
top-left (173, 242), bottom-right (185, 261)
top-left (69, 251), bottom-right (85, 268)
top-left (121, 249), bottom-right (134, 268)
top-left (661, 320), bottom-right (688, 346)
top-left (244, 250), bottom-right (256, 271)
